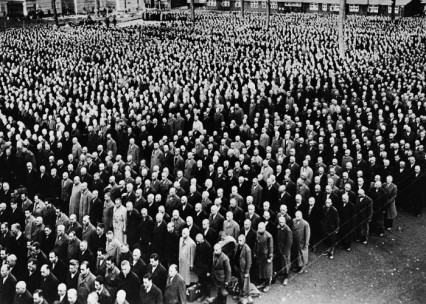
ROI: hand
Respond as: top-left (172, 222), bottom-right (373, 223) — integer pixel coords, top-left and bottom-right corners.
top-left (267, 259), bottom-right (272, 263)
top-left (206, 273), bottom-right (210, 277)
top-left (244, 274), bottom-right (249, 278)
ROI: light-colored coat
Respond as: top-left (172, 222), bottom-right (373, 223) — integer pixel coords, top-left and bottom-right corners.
top-left (79, 189), bottom-right (93, 223)
top-left (69, 183), bottom-right (82, 218)
top-left (292, 218), bottom-right (310, 268)
top-left (113, 205), bottom-right (127, 243)
top-left (178, 236), bottom-right (197, 285)
top-left (106, 237), bottom-right (122, 266)
top-left (223, 220), bottom-right (240, 240)
top-left (150, 149), bottom-right (164, 171)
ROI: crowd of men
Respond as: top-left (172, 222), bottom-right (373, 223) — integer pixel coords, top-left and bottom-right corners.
top-left (0, 10), bottom-right (426, 304)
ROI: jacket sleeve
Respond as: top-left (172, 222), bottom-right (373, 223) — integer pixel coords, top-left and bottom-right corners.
top-left (179, 278), bottom-right (187, 304)
top-left (304, 222), bottom-right (311, 248)
top-left (224, 256), bottom-right (232, 283)
top-left (244, 246), bottom-right (252, 275)
top-left (267, 234), bottom-right (274, 259)
top-left (155, 288), bottom-right (163, 304)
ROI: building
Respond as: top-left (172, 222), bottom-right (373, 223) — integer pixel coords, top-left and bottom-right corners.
top-left (202, 0), bottom-right (412, 16)
top-left (2, 0), bottom-right (142, 16)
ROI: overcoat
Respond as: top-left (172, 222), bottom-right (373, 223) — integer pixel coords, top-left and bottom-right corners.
top-left (178, 236), bottom-right (197, 285)
top-left (254, 231), bottom-right (274, 279)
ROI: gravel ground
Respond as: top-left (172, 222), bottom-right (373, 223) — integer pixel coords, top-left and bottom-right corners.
top-left (242, 212), bottom-right (426, 304)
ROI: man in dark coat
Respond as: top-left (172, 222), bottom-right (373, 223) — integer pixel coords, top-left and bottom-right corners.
top-left (13, 281), bottom-right (33, 304)
top-left (94, 276), bottom-right (112, 304)
top-left (338, 194), bottom-right (356, 251)
top-left (211, 244), bottom-right (232, 304)
top-left (49, 251), bottom-right (68, 283)
top-left (163, 265), bottom-right (187, 304)
top-left (369, 181), bottom-right (386, 236)
top-left (233, 235), bottom-right (252, 299)
top-left (254, 222), bottom-right (274, 292)
top-left (26, 258), bottom-right (41, 294)
top-left (117, 260), bottom-right (140, 304)
top-left (39, 264), bottom-right (59, 304)
top-left (138, 208), bottom-right (154, 260)
top-left (147, 254), bottom-right (167, 294)
top-left (305, 197), bottom-right (322, 251)
top-left (275, 216), bottom-right (293, 286)
top-left (125, 202), bottom-right (141, 250)
top-left (130, 249), bottom-right (147, 282)
top-left (139, 273), bottom-right (163, 304)
top-left (355, 189), bottom-right (373, 244)
top-left (164, 222), bottom-right (180, 267)
top-left (150, 214), bottom-right (167, 260)
top-left (321, 199), bottom-right (340, 259)
top-left (194, 234), bottom-right (213, 301)
top-left (0, 264), bottom-right (17, 304)
top-left (209, 205), bottom-right (224, 234)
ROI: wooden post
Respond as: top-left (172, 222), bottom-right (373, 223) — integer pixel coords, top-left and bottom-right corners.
top-left (241, 0), bottom-right (244, 18)
top-left (266, 0), bottom-right (270, 30)
top-left (191, 0), bottom-right (195, 25)
top-left (52, 0), bottom-right (59, 26)
top-left (391, 0), bottom-right (396, 22)
top-left (338, 0), bottom-right (346, 58)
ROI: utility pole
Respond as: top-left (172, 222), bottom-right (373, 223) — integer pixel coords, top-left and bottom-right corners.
top-left (241, 0), bottom-right (244, 18)
top-left (338, 0), bottom-right (346, 58)
top-left (391, 0), bottom-right (396, 22)
top-left (51, 0), bottom-right (58, 26)
top-left (266, 0), bottom-right (270, 30)
top-left (191, 0), bottom-right (195, 25)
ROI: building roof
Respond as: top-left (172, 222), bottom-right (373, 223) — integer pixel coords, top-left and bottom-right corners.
top-left (275, 0), bottom-right (411, 5)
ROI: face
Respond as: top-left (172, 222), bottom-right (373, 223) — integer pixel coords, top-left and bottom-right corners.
top-left (143, 278), bottom-right (151, 290)
top-left (121, 264), bottom-right (130, 275)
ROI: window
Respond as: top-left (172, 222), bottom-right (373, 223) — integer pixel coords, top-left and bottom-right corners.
top-left (349, 5), bottom-right (359, 12)
top-left (235, 0), bottom-right (241, 7)
top-left (251, 1), bottom-right (258, 8)
top-left (368, 5), bottom-right (378, 13)
top-left (284, 2), bottom-right (301, 6)
top-left (309, 3), bottom-right (318, 11)
top-left (322, 4), bottom-right (327, 11)
top-left (330, 4), bottom-right (339, 11)
top-left (207, 0), bottom-right (216, 6)
top-left (388, 6), bottom-right (399, 14)
top-left (222, 0), bottom-right (230, 6)
top-left (271, 1), bottom-right (277, 9)
top-left (261, 1), bottom-right (266, 8)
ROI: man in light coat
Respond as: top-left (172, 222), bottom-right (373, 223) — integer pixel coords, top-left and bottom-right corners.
top-left (69, 176), bottom-right (82, 219)
top-left (178, 228), bottom-right (196, 285)
top-left (105, 230), bottom-right (121, 266)
top-left (223, 211), bottom-right (240, 240)
top-left (112, 198), bottom-right (127, 243)
top-left (79, 183), bottom-right (93, 224)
